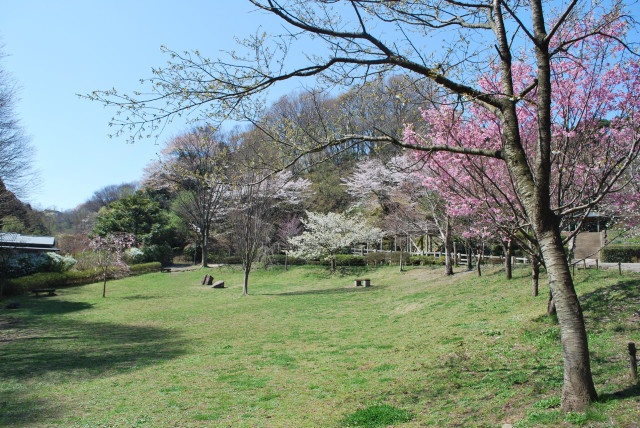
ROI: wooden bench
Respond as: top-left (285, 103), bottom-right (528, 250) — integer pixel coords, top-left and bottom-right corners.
top-left (31, 288), bottom-right (56, 297)
top-left (354, 278), bottom-right (371, 287)
top-left (160, 267), bottom-right (172, 273)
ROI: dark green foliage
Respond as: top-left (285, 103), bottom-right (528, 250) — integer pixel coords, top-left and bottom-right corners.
top-left (129, 262), bottom-right (162, 275)
top-left (601, 245), bottom-right (640, 262)
top-left (93, 191), bottom-right (181, 248)
top-left (5, 270), bottom-right (100, 295)
top-left (184, 243), bottom-right (202, 263)
top-left (142, 245), bottom-right (173, 266)
top-left (341, 404), bottom-right (413, 427)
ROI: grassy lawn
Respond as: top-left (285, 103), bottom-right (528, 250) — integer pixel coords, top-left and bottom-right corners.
top-left (1, 264), bottom-right (638, 427)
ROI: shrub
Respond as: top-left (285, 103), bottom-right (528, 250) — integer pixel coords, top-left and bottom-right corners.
top-left (388, 252), bottom-right (410, 265)
top-left (123, 247), bottom-right (145, 265)
top-left (142, 244), bottom-right (173, 266)
top-left (46, 252), bottom-right (78, 273)
top-left (269, 254), bottom-right (307, 266)
top-left (322, 255), bottom-right (365, 266)
top-left (601, 245), bottom-right (640, 262)
top-left (364, 252), bottom-right (388, 266)
top-left (3, 262), bottom-right (162, 296)
top-left (409, 255), bottom-right (445, 266)
top-left (221, 256), bottom-right (242, 264)
top-left (4, 270), bottom-right (100, 295)
top-left (129, 262), bottom-right (162, 275)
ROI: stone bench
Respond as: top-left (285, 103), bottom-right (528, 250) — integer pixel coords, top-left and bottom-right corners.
top-left (354, 278), bottom-right (371, 287)
top-left (160, 267), bottom-right (172, 273)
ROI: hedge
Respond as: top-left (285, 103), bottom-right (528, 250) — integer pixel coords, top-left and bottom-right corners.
top-left (320, 255), bottom-right (366, 266)
top-left (363, 252), bottom-right (410, 266)
top-left (129, 262), bottom-right (162, 275)
top-left (4, 269), bottom-right (101, 295)
top-left (4, 262), bottom-right (162, 296)
top-left (269, 254), bottom-right (307, 266)
top-left (408, 255), bottom-right (446, 266)
top-left (221, 256), bottom-right (242, 264)
top-left (601, 245), bottom-right (640, 263)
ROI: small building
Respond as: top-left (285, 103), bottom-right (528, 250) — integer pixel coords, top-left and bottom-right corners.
top-left (0, 233), bottom-right (59, 253)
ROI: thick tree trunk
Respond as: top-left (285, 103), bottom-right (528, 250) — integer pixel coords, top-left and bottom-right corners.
top-left (539, 229), bottom-right (597, 410)
top-left (330, 256), bottom-right (336, 272)
top-left (504, 240), bottom-right (512, 280)
top-left (532, 257), bottom-right (540, 297)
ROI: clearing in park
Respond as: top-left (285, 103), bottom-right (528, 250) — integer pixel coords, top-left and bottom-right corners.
top-left (1, 265), bottom-right (638, 427)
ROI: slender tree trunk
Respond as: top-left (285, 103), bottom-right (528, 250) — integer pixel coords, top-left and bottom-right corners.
top-left (284, 251), bottom-right (288, 271)
top-left (330, 256), bottom-right (336, 273)
top-left (504, 240), bottom-right (513, 280)
top-left (242, 262), bottom-right (250, 295)
top-left (444, 219), bottom-right (453, 276)
top-left (466, 239), bottom-right (473, 271)
top-left (201, 231), bottom-right (208, 268)
top-left (399, 244), bottom-right (404, 272)
top-left (476, 250), bottom-right (482, 277)
top-left (532, 257), bottom-right (540, 297)
top-left (102, 271), bottom-right (107, 298)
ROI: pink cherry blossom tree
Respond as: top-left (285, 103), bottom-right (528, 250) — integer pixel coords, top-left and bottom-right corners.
top-left (89, 233), bottom-right (135, 298)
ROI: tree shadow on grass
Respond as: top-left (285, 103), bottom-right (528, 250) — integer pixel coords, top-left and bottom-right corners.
top-left (579, 278), bottom-right (640, 402)
top-left (598, 382), bottom-right (640, 403)
top-left (0, 318), bottom-right (187, 381)
top-left (579, 278), bottom-right (640, 323)
top-left (0, 390), bottom-right (64, 427)
top-left (0, 313), bottom-right (187, 426)
top-left (19, 299), bottom-right (94, 316)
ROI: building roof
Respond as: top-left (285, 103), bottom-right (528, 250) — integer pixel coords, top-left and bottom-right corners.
top-left (0, 233), bottom-right (58, 252)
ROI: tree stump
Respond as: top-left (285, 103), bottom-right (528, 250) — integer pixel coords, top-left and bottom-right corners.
top-left (201, 274), bottom-right (214, 285)
top-left (211, 280), bottom-right (225, 289)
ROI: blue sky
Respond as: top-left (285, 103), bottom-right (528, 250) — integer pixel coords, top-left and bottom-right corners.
top-left (2, 1), bottom-right (639, 211)
top-left (0, 1), bottom-right (286, 211)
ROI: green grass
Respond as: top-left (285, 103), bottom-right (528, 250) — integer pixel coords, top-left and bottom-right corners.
top-left (1, 264), bottom-right (638, 426)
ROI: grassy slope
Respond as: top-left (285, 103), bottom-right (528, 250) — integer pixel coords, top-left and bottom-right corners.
top-left (0, 265), bottom-right (638, 427)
